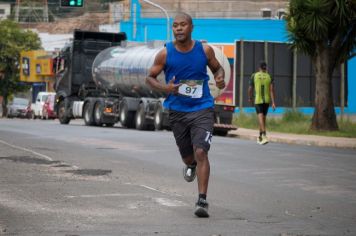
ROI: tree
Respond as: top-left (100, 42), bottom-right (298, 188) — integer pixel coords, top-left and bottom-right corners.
top-left (0, 20), bottom-right (41, 117)
top-left (286, 0), bottom-right (356, 131)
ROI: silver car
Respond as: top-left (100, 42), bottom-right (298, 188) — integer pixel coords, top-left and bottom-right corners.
top-left (7, 97), bottom-right (30, 118)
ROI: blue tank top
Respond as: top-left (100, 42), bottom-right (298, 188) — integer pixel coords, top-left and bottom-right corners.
top-left (163, 40), bottom-right (214, 112)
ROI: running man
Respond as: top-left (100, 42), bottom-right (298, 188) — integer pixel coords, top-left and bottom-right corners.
top-left (248, 61), bottom-right (276, 145)
top-left (146, 12), bottom-right (225, 217)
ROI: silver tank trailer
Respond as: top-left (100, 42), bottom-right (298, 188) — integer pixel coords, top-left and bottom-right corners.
top-left (92, 43), bottom-right (231, 99)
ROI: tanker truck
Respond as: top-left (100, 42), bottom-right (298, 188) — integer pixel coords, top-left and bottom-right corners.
top-left (54, 30), bottom-right (237, 135)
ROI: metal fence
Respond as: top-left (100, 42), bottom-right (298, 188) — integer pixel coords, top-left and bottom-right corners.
top-left (235, 40), bottom-right (347, 108)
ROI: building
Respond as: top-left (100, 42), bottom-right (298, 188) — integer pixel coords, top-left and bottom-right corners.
top-left (38, 32), bottom-right (73, 52)
top-left (19, 50), bottom-right (56, 101)
top-left (0, 2), bottom-right (11, 20)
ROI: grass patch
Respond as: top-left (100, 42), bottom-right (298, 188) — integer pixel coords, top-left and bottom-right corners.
top-left (233, 110), bottom-right (356, 138)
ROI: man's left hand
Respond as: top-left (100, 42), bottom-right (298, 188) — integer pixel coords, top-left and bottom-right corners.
top-left (272, 102), bottom-right (276, 111)
top-left (215, 76), bottom-right (225, 90)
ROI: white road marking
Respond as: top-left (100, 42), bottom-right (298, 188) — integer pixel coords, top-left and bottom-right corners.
top-left (137, 184), bottom-right (183, 197)
top-left (1, 140), bottom-right (188, 208)
top-left (65, 193), bottom-right (140, 198)
top-left (124, 183), bottom-right (187, 207)
top-left (139, 184), bottom-right (164, 193)
top-left (154, 198), bottom-right (187, 207)
top-left (0, 139), bottom-right (53, 161)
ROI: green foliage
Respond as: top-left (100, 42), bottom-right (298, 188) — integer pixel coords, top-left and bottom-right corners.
top-left (336, 118), bottom-right (356, 138)
top-left (0, 20), bottom-right (41, 112)
top-left (286, 0), bottom-right (356, 131)
top-left (232, 112), bottom-right (258, 129)
top-left (281, 109), bottom-right (309, 123)
top-left (286, 0), bottom-right (356, 62)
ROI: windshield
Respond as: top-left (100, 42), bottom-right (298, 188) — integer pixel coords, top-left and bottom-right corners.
top-left (12, 98), bottom-right (29, 106)
top-left (42, 95), bottom-right (48, 102)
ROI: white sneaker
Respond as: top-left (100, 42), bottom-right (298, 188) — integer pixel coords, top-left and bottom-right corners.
top-left (183, 165), bottom-right (196, 182)
top-left (260, 135), bottom-right (269, 145)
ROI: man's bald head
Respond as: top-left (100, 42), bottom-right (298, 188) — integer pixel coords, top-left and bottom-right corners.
top-left (174, 12), bottom-right (193, 26)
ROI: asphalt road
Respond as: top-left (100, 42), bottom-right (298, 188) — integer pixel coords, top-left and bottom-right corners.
top-left (0, 118), bottom-right (355, 236)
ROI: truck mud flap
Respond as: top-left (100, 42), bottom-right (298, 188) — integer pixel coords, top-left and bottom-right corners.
top-left (214, 123), bottom-right (238, 130)
top-left (213, 123), bottom-right (238, 136)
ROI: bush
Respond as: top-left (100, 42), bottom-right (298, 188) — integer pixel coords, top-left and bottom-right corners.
top-left (282, 109), bottom-right (309, 123)
top-left (233, 109), bottom-right (356, 138)
top-left (233, 112), bottom-right (258, 129)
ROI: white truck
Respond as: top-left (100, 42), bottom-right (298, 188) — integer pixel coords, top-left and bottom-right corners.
top-left (31, 91), bottom-right (56, 119)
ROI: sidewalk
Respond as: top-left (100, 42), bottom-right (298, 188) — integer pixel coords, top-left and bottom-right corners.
top-left (228, 128), bottom-right (356, 149)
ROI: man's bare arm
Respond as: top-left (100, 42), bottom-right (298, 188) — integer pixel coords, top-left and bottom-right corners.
top-left (270, 83), bottom-right (276, 110)
top-left (146, 49), bottom-right (180, 94)
top-left (204, 44), bottom-right (225, 90)
top-left (248, 86), bottom-right (254, 104)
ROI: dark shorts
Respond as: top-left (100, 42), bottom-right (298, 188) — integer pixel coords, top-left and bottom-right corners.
top-left (169, 108), bottom-right (214, 158)
top-left (255, 103), bottom-right (270, 116)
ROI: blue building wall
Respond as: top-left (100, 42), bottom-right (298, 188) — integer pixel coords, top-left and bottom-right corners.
top-left (120, 17), bottom-right (288, 43)
top-left (120, 0), bottom-right (356, 114)
top-left (347, 58), bottom-right (356, 114)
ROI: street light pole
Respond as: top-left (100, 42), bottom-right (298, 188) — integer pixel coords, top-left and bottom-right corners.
top-left (141, 0), bottom-right (170, 41)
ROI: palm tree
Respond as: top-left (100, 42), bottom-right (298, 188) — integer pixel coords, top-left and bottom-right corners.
top-left (286, 0), bottom-right (356, 131)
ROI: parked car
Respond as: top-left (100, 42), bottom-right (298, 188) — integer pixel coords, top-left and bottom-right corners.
top-left (7, 97), bottom-right (31, 118)
top-left (42, 93), bottom-right (56, 119)
top-left (32, 92), bottom-right (56, 119)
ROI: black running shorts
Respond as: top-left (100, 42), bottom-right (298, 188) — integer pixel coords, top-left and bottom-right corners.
top-left (169, 108), bottom-right (214, 158)
top-left (255, 103), bottom-right (270, 115)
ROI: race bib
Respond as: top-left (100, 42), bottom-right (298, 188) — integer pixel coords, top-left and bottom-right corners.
top-left (178, 80), bottom-right (203, 98)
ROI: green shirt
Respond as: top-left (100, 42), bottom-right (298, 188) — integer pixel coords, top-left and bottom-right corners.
top-left (250, 71), bottom-right (273, 104)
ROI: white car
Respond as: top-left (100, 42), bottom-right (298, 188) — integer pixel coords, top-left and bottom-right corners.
top-left (32, 92), bottom-right (56, 119)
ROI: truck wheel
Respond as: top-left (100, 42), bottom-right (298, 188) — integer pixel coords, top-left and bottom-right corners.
top-left (135, 103), bottom-right (148, 130)
top-left (94, 102), bottom-right (103, 126)
top-left (154, 103), bottom-right (163, 130)
top-left (58, 100), bottom-right (70, 124)
top-left (83, 102), bottom-right (95, 126)
top-left (120, 101), bottom-right (135, 128)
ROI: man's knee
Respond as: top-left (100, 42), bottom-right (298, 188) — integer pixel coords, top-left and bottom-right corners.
top-left (194, 147), bottom-right (208, 161)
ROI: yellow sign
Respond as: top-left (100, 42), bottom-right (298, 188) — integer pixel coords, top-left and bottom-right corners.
top-left (20, 50), bottom-right (55, 83)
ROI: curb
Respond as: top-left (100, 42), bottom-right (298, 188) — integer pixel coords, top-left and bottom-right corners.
top-left (228, 129), bottom-right (356, 150)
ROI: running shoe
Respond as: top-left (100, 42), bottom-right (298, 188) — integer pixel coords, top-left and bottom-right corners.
top-left (257, 136), bottom-right (262, 144)
top-left (183, 164), bottom-right (196, 182)
top-left (260, 134), bottom-right (269, 145)
top-left (194, 198), bottom-right (209, 217)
